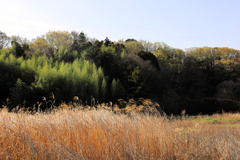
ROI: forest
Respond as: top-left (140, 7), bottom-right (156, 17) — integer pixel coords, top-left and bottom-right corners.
top-left (1, 30), bottom-right (240, 115)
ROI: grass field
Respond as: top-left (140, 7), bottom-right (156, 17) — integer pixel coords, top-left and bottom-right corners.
top-left (0, 101), bottom-right (240, 159)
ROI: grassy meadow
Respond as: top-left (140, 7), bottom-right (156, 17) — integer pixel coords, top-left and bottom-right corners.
top-left (0, 99), bottom-right (240, 160)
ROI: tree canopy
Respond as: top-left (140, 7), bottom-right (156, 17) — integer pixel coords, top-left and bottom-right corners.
top-left (1, 29), bottom-right (240, 115)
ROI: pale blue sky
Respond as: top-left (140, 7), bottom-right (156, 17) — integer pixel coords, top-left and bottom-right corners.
top-left (0, 0), bottom-right (239, 50)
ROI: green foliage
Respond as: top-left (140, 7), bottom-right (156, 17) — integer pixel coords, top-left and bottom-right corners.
top-left (104, 37), bottom-right (112, 46)
top-left (10, 78), bottom-right (28, 106)
top-left (100, 78), bottom-right (107, 102)
top-left (137, 51), bottom-right (159, 70)
top-left (124, 41), bottom-right (144, 55)
top-left (1, 32), bottom-right (240, 115)
top-left (111, 79), bottom-right (117, 102)
top-left (195, 117), bottom-right (240, 124)
top-left (110, 79), bottom-right (125, 103)
top-left (125, 38), bottom-right (137, 43)
top-left (0, 51), bottom-right (110, 107)
top-left (79, 42), bottom-right (92, 51)
top-left (127, 66), bottom-right (147, 99)
top-left (57, 45), bottom-right (66, 59)
top-left (121, 49), bottom-right (125, 59)
top-left (11, 41), bottom-right (26, 58)
top-left (115, 79), bottom-right (125, 101)
top-left (101, 43), bottom-right (115, 54)
top-left (79, 32), bottom-right (87, 44)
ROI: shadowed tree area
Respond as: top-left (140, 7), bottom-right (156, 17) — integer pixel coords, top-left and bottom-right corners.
top-left (1, 30), bottom-right (240, 114)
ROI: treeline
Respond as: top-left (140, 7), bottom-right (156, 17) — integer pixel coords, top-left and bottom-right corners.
top-left (1, 30), bottom-right (240, 114)
top-left (0, 48), bottom-right (125, 110)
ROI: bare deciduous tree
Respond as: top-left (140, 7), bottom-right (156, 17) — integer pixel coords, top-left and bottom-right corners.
top-left (0, 31), bottom-right (11, 49)
top-left (89, 37), bottom-right (97, 45)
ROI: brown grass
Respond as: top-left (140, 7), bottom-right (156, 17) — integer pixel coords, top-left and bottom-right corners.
top-left (0, 104), bottom-right (240, 159)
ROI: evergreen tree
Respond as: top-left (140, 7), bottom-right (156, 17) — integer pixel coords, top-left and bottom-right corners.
top-left (10, 78), bottom-right (28, 106)
top-left (104, 37), bottom-right (111, 46)
top-left (100, 78), bottom-right (107, 102)
top-left (79, 32), bottom-right (87, 44)
top-left (11, 41), bottom-right (26, 58)
top-left (111, 79), bottom-right (117, 102)
top-left (116, 79), bottom-right (125, 100)
top-left (91, 66), bottom-right (99, 99)
top-left (127, 66), bottom-right (148, 99)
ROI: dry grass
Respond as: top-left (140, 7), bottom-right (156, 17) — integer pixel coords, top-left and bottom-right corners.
top-left (0, 102), bottom-right (240, 159)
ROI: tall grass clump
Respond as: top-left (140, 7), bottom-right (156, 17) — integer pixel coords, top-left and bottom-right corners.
top-left (0, 100), bottom-right (240, 159)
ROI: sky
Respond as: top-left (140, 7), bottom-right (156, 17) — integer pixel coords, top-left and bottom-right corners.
top-left (0, 0), bottom-right (240, 50)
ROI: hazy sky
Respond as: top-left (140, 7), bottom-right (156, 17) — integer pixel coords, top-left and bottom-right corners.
top-left (0, 0), bottom-right (239, 50)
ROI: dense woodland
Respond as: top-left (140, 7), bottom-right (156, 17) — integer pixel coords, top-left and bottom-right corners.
top-left (1, 30), bottom-right (240, 115)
